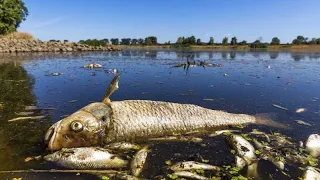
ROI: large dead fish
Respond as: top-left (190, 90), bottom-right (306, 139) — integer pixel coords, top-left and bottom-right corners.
top-left (45, 75), bottom-right (288, 151)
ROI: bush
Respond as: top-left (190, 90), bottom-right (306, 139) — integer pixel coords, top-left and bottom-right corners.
top-left (0, 32), bottom-right (34, 40)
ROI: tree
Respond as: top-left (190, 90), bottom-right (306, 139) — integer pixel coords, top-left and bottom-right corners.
top-left (270, 37), bottom-right (280, 45)
top-left (238, 40), bottom-right (247, 45)
top-left (196, 38), bottom-right (201, 45)
top-left (208, 37), bottom-right (214, 45)
top-left (145, 36), bottom-right (157, 45)
top-left (222, 37), bottom-right (228, 45)
top-left (230, 37), bottom-right (237, 45)
top-left (137, 38), bottom-right (144, 45)
top-left (0, 0), bottom-right (29, 34)
top-left (292, 35), bottom-right (307, 45)
top-left (120, 38), bottom-right (131, 45)
top-left (131, 39), bottom-right (138, 45)
top-left (102, 39), bottom-right (109, 44)
top-left (110, 38), bottom-right (119, 45)
top-left (176, 37), bottom-right (183, 44)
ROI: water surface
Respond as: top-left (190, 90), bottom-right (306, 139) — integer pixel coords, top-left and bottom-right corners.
top-left (0, 50), bottom-right (319, 179)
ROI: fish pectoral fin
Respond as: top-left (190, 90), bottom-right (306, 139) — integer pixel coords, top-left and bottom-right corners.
top-left (102, 74), bottom-right (120, 104)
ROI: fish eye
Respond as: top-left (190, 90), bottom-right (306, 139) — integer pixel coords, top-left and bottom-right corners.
top-left (70, 121), bottom-right (83, 132)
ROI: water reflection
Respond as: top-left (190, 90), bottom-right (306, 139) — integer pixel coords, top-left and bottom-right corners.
top-left (0, 61), bottom-right (51, 171)
top-left (269, 51), bottom-right (279, 59)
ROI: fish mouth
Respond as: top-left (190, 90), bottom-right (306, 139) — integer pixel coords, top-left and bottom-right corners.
top-left (45, 120), bottom-right (62, 151)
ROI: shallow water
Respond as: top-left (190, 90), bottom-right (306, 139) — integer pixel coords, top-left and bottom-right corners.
top-left (0, 50), bottom-right (319, 180)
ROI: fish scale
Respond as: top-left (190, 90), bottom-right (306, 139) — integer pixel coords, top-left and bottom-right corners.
top-left (104, 100), bottom-right (256, 143)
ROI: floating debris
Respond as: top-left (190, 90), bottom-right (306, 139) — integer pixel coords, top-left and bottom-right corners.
top-left (24, 106), bottom-right (38, 111)
top-left (83, 63), bottom-right (102, 68)
top-left (130, 146), bottom-right (148, 177)
top-left (223, 73), bottom-right (228, 76)
top-left (202, 98), bottom-right (214, 101)
top-left (91, 72), bottom-right (97, 76)
top-left (295, 120), bottom-right (312, 126)
top-left (272, 104), bottom-right (288, 111)
top-left (306, 134), bottom-right (320, 157)
top-left (172, 171), bottom-right (207, 180)
top-left (8, 116), bottom-right (45, 122)
top-left (296, 108), bottom-right (307, 113)
top-left (44, 147), bottom-right (128, 169)
top-left (68, 100), bottom-right (78, 103)
top-left (45, 72), bottom-right (63, 76)
top-left (170, 161), bottom-right (220, 171)
top-left (15, 112), bottom-right (34, 116)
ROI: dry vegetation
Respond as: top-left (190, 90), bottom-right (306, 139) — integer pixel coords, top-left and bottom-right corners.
top-left (0, 32), bottom-right (34, 40)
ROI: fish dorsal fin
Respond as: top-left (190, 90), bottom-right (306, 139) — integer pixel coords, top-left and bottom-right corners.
top-left (102, 74), bottom-right (120, 104)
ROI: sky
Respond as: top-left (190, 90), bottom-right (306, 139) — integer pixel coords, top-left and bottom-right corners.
top-left (19, 0), bottom-right (320, 43)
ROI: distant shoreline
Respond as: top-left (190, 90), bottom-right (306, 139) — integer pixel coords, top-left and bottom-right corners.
top-left (116, 44), bottom-right (320, 52)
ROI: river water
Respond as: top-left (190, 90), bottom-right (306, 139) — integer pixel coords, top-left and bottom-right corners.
top-left (0, 49), bottom-right (319, 180)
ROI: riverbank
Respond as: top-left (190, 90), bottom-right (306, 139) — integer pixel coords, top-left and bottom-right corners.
top-left (0, 38), bottom-right (121, 53)
top-left (117, 44), bottom-right (320, 51)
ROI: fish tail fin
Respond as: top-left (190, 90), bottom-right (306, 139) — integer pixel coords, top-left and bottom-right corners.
top-left (254, 113), bottom-right (290, 129)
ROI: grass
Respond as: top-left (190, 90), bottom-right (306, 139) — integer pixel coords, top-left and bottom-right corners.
top-left (0, 32), bottom-right (34, 40)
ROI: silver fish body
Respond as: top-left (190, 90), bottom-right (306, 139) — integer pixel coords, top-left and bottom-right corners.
top-left (306, 134), bottom-right (320, 157)
top-left (130, 146), bottom-right (148, 177)
top-left (44, 147), bottom-right (128, 169)
top-left (170, 161), bottom-right (220, 171)
top-left (173, 171), bottom-right (208, 180)
top-left (228, 134), bottom-right (256, 164)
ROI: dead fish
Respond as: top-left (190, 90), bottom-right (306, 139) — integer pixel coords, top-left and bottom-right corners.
top-left (260, 153), bottom-right (285, 170)
top-left (173, 171), bottom-right (207, 180)
top-left (306, 134), bottom-right (320, 157)
top-left (295, 120), bottom-right (312, 126)
top-left (44, 147), bottom-right (128, 169)
top-left (272, 104), bottom-right (288, 111)
top-left (8, 116), bottom-right (45, 122)
top-left (45, 72), bottom-right (63, 76)
top-left (228, 134), bottom-right (257, 165)
top-left (104, 142), bottom-right (141, 151)
top-left (15, 112), bottom-right (35, 116)
top-left (202, 98), bottom-right (214, 102)
top-left (209, 129), bottom-right (240, 137)
top-left (130, 146), bottom-right (148, 177)
top-left (149, 136), bottom-right (203, 143)
top-left (24, 105), bottom-right (38, 111)
top-left (303, 166), bottom-right (320, 180)
top-left (296, 108), bottom-right (307, 113)
top-left (170, 161), bottom-right (220, 171)
top-left (83, 63), bottom-right (102, 68)
top-left (45, 75), bottom-right (288, 151)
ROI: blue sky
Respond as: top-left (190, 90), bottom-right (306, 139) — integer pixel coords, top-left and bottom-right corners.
top-left (19, 0), bottom-right (320, 43)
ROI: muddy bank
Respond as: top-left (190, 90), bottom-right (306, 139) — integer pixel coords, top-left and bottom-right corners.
top-left (0, 39), bottom-right (121, 53)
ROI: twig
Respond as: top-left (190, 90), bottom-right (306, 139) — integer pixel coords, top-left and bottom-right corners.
top-left (0, 169), bottom-right (118, 174)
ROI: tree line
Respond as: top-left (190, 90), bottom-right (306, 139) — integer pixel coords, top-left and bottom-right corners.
top-left (78, 35), bottom-right (320, 47)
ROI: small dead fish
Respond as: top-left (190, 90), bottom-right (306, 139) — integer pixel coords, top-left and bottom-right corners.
top-left (295, 120), bottom-right (312, 126)
top-left (149, 136), bottom-right (203, 143)
top-left (303, 166), bottom-right (320, 180)
top-left (170, 161), bottom-right (220, 171)
top-left (272, 104), bottom-right (288, 111)
top-left (104, 142), bottom-right (141, 151)
top-left (130, 146), bottom-right (148, 177)
top-left (83, 63), bottom-right (102, 68)
top-left (209, 129), bottom-right (240, 137)
top-left (296, 108), bottom-right (307, 113)
top-left (306, 134), bottom-right (320, 157)
top-left (173, 171), bottom-right (207, 180)
top-left (8, 116), bottom-right (45, 122)
top-left (202, 98), bottom-right (214, 102)
top-left (68, 100), bottom-right (78, 103)
top-left (228, 134), bottom-right (256, 165)
top-left (15, 112), bottom-right (35, 116)
top-left (45, 72), bottom-right (63, 76)
top-left (24, 105), bottom-right (38, 111)
top-left (44, 147), bottom-right (128, 169)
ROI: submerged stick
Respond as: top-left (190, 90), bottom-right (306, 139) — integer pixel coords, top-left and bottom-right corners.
top-left (0, 169), bottom-right (118, 174)
top-left (8, 116), bottom-right (45, 122)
